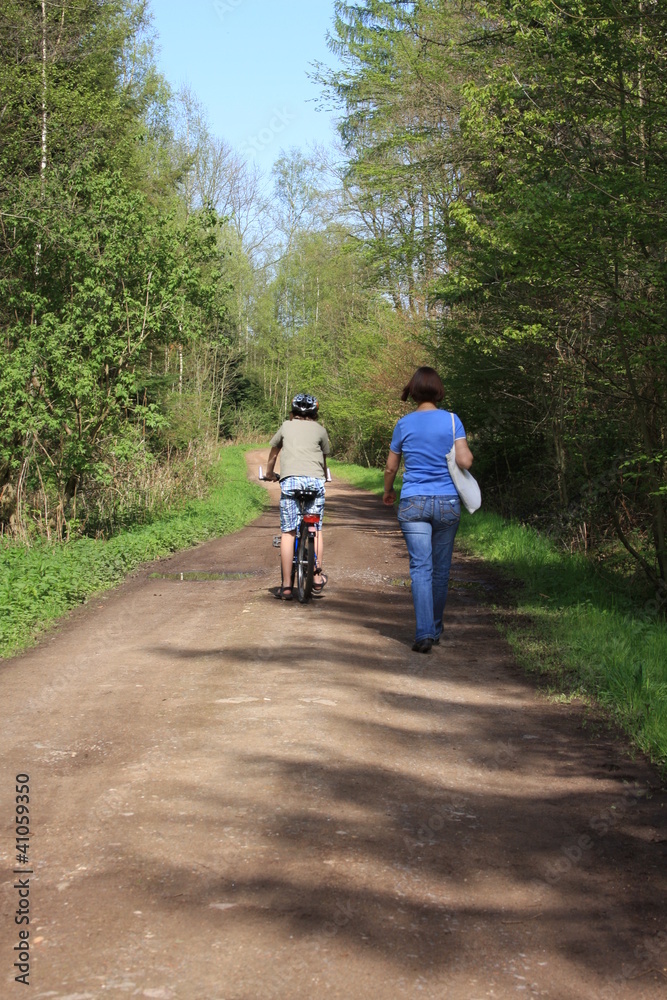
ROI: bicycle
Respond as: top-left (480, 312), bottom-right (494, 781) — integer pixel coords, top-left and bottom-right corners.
top-left (259, 468), bottom-right (320, 603)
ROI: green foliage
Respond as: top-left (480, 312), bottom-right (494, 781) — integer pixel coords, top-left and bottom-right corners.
top-left (79, 429), bottom-right (213, 537)
top-left (329, 459), bottom-right (402, 496)
top-left (245, 211), bottom-right (420, 464)
top-left (0, 1), bottom-right (243, 540)
top-left (440, 0), bottom-right (667, 582)
top-left (0, 446), bottom-right (267, 658)
top-left (321, 0), bottom-right (667, 588)
top-left (332, 459), bottom-right (667, 770)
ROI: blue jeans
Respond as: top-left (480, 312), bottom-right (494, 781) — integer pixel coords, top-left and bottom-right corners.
top-left (397, 495), bottom-right (461, 643)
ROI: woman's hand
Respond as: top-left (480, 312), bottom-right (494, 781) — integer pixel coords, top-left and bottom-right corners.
top-left (383, 449), bottom-right (401, 505)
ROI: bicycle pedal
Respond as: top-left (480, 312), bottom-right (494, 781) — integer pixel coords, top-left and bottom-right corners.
top-left (272, 535), bottom-right (281, 548)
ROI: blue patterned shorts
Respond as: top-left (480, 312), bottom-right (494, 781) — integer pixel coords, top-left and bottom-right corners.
top-left (279, 476), bottom-right (326, 532)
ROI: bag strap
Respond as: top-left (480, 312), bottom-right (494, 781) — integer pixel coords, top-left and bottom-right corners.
top-left (450, 411), bottom-right (455, 447)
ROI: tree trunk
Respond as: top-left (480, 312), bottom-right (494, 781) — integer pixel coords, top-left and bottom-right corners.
top-left (40, 2), bottom-right (47, 187)
top-left (15, 457), bottom-right (30, 543)
top-left (35, 0), bottom-right (47, 275)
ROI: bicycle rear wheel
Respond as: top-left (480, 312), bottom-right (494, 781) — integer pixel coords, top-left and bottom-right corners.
top-left (295, 528), bottom-right (315, 603)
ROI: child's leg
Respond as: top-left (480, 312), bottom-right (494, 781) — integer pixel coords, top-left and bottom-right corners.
top-left (280, 530), bottom-right (296, 588)
top-left (315, 530), bottom-right (323, 575)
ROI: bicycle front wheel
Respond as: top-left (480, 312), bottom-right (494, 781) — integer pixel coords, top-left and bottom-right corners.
top-left (296, 529), bottom-right (315, 603)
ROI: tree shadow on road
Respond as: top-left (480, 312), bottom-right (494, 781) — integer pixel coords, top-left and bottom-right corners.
top-left (138, 620), bottom-right (667, 993)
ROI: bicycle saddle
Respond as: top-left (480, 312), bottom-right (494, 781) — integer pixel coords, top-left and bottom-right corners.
top-left (289, 489), bottom-right (319, 501)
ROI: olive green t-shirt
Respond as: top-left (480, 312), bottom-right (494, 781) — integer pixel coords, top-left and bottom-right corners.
top-left (269, 419), bottom-right (331, 480)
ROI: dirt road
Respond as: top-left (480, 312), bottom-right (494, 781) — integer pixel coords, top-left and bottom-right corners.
top-left (1, 449), bottom-right (665, 999)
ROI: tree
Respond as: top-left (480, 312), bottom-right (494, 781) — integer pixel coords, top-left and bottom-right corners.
top-left (319, 0), bottom-right (667, 586)
top-left (0, 1), bottom-right (232, 538)
top-left (442, 0), bottom-right (667, 584)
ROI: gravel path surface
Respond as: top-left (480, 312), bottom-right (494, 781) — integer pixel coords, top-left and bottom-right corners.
top-left (1, 449), bottom-right (665, 999)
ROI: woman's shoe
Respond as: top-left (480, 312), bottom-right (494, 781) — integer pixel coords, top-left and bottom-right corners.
top-left (312, 568), bottom-right (328, 593)
top-left (412, 638), bottom-right (433, 653)
top-left (277, 585), bottom-right (293, 601)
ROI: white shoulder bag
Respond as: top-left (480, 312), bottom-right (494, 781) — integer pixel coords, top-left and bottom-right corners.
top-left (446, 412), bottom-right (482, 514)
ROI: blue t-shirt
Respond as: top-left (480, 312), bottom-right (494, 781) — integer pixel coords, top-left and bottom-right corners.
top-left (389, 409), bottom-right (466, 498)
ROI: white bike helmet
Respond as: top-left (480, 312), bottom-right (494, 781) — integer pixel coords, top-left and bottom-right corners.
top-left (291, 393), bottom-right (319, 418)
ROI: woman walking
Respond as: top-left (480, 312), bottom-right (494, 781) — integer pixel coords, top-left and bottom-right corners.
top-left (383, 367), bottom-right (474, 652)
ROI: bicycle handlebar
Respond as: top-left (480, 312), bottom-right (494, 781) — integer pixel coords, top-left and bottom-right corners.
top-left (258, 465), bottom-right (331, 483)
top-left (258, 465), bottom-right (279, 482)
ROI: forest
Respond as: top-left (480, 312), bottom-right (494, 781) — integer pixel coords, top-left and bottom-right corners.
top-left (1, 0), bottom-right (665, 600)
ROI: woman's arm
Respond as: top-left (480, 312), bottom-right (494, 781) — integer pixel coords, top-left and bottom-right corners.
top-left (454, 438), bottom-right (474, 470)
top-left (383, 450), bottom-right (401, 505)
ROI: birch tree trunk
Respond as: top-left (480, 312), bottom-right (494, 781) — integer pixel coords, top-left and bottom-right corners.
top-left (41, 2), bottom-right (47, 186)
top-left (35, 0), bottom-right (48, 275)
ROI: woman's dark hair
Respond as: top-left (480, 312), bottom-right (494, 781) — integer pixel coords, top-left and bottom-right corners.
top-left (401, 366), bottom-right (445, 404)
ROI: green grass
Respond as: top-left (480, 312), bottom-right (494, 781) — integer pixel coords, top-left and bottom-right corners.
top-left (0, 446), bottom-right (268, 658)
top-left (330, 460), bottom-right (402, 496)
top-left (330, 459), bottom-right (667, 771)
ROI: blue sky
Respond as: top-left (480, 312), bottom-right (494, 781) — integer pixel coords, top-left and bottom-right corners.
top-left (149, 0), bottom-right (342, 173)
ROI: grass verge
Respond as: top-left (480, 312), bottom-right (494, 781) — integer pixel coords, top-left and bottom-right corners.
top-left (0, 446), bottom-right (268, 659)
top-left (330, 459), bottom-right (667, 771)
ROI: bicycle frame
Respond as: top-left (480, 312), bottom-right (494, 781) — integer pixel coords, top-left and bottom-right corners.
top-left (258, 470), bottom-right (320, 603)
top-left (290, 497), bottom-right (320, 602)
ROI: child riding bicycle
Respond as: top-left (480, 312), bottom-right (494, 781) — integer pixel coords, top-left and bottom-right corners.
top-left (265, 393), bottom-right (330, 601)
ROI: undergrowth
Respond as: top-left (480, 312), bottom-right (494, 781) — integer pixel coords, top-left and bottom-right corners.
top-left (0, 446), bottom-right (267, 658)
top-left (330, 460), bottom-right (667, 772)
